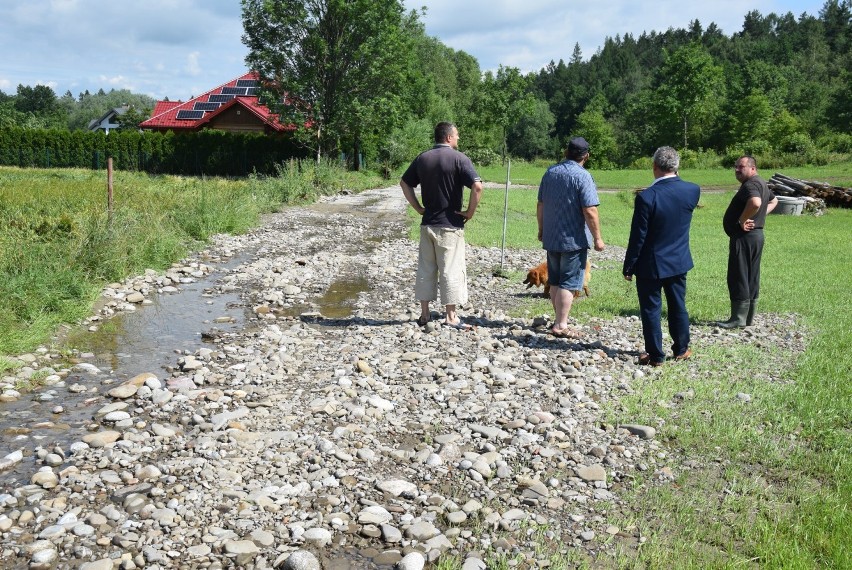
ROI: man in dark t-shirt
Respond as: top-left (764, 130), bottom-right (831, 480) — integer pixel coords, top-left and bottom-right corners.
top-left (718, 155), bottom-right (778, 328)
top-left (400, 122), bottom-right (483, 328)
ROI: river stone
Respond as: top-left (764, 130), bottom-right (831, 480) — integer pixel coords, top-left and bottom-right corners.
top-left (577, 464), bottom-right (607, 482)
top-left (249, 529), bottom-right (275, 547)
top-left (72, 523), bottom-right (95, 537)
top-left (358, 505), bottom-right (392, 525)
top-left (0, 449), bottom-right (24, 471)
top-left (31, 469), bottom-right (58, 489)
top-left (103, 410), bottom-right (131, 422)
top-left (224, 539), bottom-right (259, 565)
top-left (302, 527), bottom-right (332, 546)
top-left (83, 431), bottom-right (121, 447)
top-left (38, 524), bottom-right (66, 539)
top-left (187, 544), bottom-right (212, 557)
top-left (282, 550), bottom-right (320, 570)
top-left (79, 559), bottom-right (114, 570)
top-left (125, 292), bottom-right (145, 303)
top-left (376, 479), bottom-right (417, 498)
top-left (397, 551), bottom-right (426, 570)
top-left (151, 423), bottom-right (176, 437)
top-left (136, 465), bottom-right (162, 481)
top-left (620, 424), bottom-right (656, 439)
top-left (381, 524), bottom-right (402, 543)
top-left (108, 383), bottom-right (138, 399)
top-left (406, 521), bottom-right (439, 541)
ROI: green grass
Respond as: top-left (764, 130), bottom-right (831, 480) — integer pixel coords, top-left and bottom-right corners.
top-left (476, 160), bottom-right (852, 189)
top-left (0, 163), bottom-right (386, 355)
top-left (457, 185), bottom-right (851, 568)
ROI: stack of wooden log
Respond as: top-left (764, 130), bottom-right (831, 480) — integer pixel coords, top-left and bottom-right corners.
top-left (768, 173), bottom-right (852, 209)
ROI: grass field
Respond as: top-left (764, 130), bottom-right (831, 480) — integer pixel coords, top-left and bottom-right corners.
top-left (476, 160), bottom-right (852, 189)
top-left (3, 163), bottom-right (850, 567)
top-left (0, 163), bottom-right (384, 356)
top-left (457, 186), bottom-right (851, 568)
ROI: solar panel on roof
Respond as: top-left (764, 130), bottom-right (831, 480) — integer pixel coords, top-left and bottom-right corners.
top-left (209, 94), bottom-right (235, 103)
top-left (246, 87), bottom-right (259, 96)
top-left (236, 79), bottom-right (258, 88)
top-left (194, 102), bottom-right (221, 112)
top-left (222, 86), bottom-right (249, 96)
top-left (176, 110), bottom-right (204, 120)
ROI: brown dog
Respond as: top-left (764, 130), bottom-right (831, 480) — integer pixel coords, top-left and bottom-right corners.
top-left (523, 260), bottom-right (591, 298)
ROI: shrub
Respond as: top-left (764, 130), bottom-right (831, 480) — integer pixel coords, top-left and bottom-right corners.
top-left (816, 133), bottom-right (852, 154)
top-left (466, 147), bottom-right (500, 167)
top-left (778, 132), bottom-right (815, 154)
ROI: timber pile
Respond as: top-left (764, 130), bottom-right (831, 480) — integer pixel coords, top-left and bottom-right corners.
top-left (768, 173), bottom-right (852, 209)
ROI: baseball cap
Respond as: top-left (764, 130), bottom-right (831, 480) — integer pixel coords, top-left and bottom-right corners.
top-left (568, 137), bottom-right (590, 154)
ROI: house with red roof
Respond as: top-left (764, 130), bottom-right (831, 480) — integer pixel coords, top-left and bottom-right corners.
top-left (139, 72), bottom-right (294, 134)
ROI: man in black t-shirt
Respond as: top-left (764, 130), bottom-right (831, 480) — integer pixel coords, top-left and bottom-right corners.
top-left (718, 155), bottom-right (778, 328)
top-left (400, 122), bottom-right (483, 328)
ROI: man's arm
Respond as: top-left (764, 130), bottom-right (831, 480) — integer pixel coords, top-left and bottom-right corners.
top-left (623, 195), bottom-right (649, 280)
top-left (457, 180), bottom-right (483, 221)
top-left (739, 196), bottom-right (761, 232)
top-left (536, 201), bottom-right (544, 242)
top-left (582, 206), bottom-right (605, 252)
top-left (765, 196), bottom-right (778, 214)
top-left (400, 179), bottom-right (425, 216)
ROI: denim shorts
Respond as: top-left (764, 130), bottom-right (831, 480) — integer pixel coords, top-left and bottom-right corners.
top-left (546, 249), bottom-right (587, 291)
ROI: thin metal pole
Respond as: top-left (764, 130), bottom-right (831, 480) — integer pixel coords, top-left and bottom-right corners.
top-left (500, 159), bottom-right (511, 270)
top-left (107, 157), bottom-right (114, 223)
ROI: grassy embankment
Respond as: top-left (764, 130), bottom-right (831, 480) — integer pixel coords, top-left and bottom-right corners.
top-left (448, 164), bottom-right (851, 568)
top-left (0, 163), bottom-right (386, 361)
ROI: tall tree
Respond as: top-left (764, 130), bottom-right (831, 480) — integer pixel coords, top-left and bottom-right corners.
top-left (574, 94), bottom-right (618, 169)
top-left (654, 43), bottom-right (724, 149)
top-left (241, 0), bottom-right (417, 166)
top-left (14, 84), bottom-right (58, 115)
top-left (472, 66), bottom-right (536, 161)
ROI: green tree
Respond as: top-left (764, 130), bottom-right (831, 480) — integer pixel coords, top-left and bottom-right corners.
top-left (574, 94), bottom-right (618, 169)
top-left (654, 43), bottom-right (724, 149)
top-left (507, 98), bottom-right (556, 161)
top-left (471, 66), bottom-right (536, 162)
top-left (241, 0), bottom-right (417, 166)
top-left (728, 90), bottom-right (773, 145)
top-left (15, 84), bottom-right (58, 115)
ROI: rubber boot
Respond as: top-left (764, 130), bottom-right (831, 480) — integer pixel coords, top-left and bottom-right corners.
top-left (718, 300), bottom-right (749, 329)
top-left (746, 300), bottom-right (757, 326)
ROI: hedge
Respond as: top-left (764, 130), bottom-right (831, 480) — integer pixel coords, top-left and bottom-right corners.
top-left (0, 127), bottom-right (308, 176)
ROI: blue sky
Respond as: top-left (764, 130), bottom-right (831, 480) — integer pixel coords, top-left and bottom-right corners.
top-left (0, 0), bottom-right (826, 102)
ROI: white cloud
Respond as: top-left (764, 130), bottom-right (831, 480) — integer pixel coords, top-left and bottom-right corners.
top-left (0, 0), bottom-right (828, 100)
top-left (185, 52), bottom-right (202, 77)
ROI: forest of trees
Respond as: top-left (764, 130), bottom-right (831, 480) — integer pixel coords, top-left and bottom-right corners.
top-left (2, 0), bottom-right (850, 171)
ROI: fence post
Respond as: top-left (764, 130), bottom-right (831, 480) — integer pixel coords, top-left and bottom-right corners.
top-left (107, 157), bottom-right (114, 223)
top-left (500, 159), bottom-right (511, 271)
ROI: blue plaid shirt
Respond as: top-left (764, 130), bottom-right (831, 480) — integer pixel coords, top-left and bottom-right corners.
top-left (537, 160), bottom-right (599, 252)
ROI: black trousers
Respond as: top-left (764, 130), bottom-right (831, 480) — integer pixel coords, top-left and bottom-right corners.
top-left (727, 229), bottom-right (764, 301)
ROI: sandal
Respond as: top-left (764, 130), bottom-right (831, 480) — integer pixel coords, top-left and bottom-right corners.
top-left (416, 315), bottom-right (431, 326)
top-left (445, 319), bottom-right (473, 331)
top-left (550, 327), bottom-right (582, 339)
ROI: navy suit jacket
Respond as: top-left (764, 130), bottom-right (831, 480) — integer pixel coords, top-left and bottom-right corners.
top-left (623, 176), bottom-right (701, 280)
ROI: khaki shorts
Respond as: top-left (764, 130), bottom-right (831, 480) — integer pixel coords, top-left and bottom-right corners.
top-left (415, 226), bottom-right (468, 307)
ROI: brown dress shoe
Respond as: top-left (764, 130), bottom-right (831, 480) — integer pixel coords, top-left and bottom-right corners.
top-left (638, 353), bottom-right (664, 367)
top-left (674, 349), bottom-right (693, 361)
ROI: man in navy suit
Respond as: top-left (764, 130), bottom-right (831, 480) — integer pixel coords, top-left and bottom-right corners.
top-left (623, 147), bottom-right (701, 366)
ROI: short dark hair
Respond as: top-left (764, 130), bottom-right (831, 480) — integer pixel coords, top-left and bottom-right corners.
top-left (434, 122), bottom-right (456, 144)
top-left (653, 146), bottom-right (680, 173)
top-left (738, 155), bottom-right (757, 168)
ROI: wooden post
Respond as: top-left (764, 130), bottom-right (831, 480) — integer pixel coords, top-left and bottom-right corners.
top-left (107, 157), bottom-right (114, 222)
